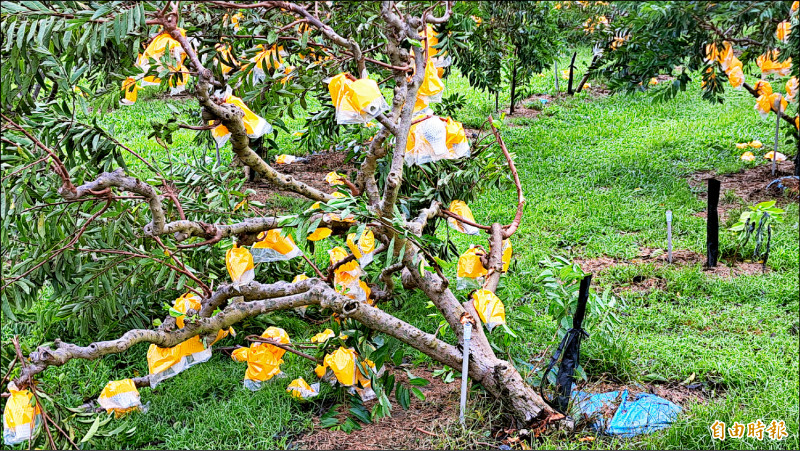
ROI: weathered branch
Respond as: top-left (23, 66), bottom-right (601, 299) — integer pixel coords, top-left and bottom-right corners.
top-left (16, 278), bottom-right (329, 385)
top-left (488, 117), bottom-right (526, 239)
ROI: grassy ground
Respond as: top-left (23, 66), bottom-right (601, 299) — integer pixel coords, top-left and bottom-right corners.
top-left (5, 54), bottom-right (798, 450)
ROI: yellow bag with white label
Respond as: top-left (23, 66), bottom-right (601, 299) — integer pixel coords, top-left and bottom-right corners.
top-left (97, 379), bottom-right (144, 418)
top-left (250, 44), bottom-right (288, 83)
top-left (317, 348), bottom-right (382, 401)
top-left (251, 228), bottom-right (302, 263)
top-left (231, 327), bottom-right (290, 390)
top-left (226, 244), bottom-right (255, 286)
top-left (322, 346), bottom-right (359, 386)
top-left (447, 200), bottom-right (480, 235)
top-left (501, 239), bottom-right (512, 272)
top-left (136, 30), bottom-right (188, 88)
top-left (457, 246), bottom-right (488, 290)
top-left (347, 229), bottom-right (376, 266)
top-left (147, 292), bottom-right (233, 388)
top-left (405, 115), bottom-right (448, 166)
top-left (444, 117), bottom-right (470, 160)
top-left (2, 382), bottom-right (41, 446)
top-left (286, 378), bottom-right (320, 400)
top-left (210, 95), bottom-right (272, 148)
top-left (328, 73), bottom-right (390, 125)
top-left (472, 289), bottom-right (506, 331)
top-left (329, 247), bottom-right (370, 303)
top-left (120, 77), bottom-right (139, 106)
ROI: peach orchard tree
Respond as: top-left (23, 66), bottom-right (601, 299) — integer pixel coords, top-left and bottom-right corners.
top-left (0, 0), bottom-right (566, 428)
top-left (594, 1), bottom-right (800, 173)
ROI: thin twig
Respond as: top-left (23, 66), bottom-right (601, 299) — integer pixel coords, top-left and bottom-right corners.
top-left (243, 336), bottom-right (322, 363)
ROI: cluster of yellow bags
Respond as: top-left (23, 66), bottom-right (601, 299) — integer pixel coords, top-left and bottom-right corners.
top-left (403, 26), bottom-right (470, 166)
top-left (327, 73), bottom-right (390, 125)
top-left (445, 200), bottom-right (512, 330)
top-left (249, 44), bottom-right (293, 84)
top-left (2, 383), bottom-right (41, 446)
top-left (705, 41), bottom-right (795, 120)
top-left (120, 29), bottom-right (189, 105)
top-left (346, 229), bottom-right (376, 266)
top-left (704, 41), bottom-right (745, 89)
top-left (232, 327), bottom-right (291, 391)
top-left (147, 292), bottom-right (233, 388)
top-left (752, 80), bottom-right (789, 119)
top-left (97, 379), bottom-right (144, 418)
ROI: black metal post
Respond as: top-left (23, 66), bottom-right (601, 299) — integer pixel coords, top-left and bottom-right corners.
top-left (706, 179), bottom-right (721, 267)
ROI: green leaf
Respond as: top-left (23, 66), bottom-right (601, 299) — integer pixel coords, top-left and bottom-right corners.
top-left (81, 416), bottom-right (101, 443)
top-left (395, 384), bottom-right (410, 409)
top-left (349, 406), bottom-right (372, 424)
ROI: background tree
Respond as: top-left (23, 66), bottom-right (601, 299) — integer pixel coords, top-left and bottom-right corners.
top-left (0, 0), bottom-right (570, 434)
top-left (450, 1), bottom-right (562, 114)
top-left (593, 1), bottom-right (799, 173)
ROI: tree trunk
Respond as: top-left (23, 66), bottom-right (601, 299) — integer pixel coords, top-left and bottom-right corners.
top-left (406, 266), bottom-right (561, 424)
top-left (576, 54), bottom-right (600, 93)
top-left (495, 91), bottom-right (499, 113)
top-left (510, 56), bottom-right (518, 115)
top-left (567, 52), bottom-right (577, 95)
top-left (553, 61), bottom-right (560, 97)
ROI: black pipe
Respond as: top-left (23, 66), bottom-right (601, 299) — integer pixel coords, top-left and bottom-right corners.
top-left (706, 179), bottom-right (721, 267)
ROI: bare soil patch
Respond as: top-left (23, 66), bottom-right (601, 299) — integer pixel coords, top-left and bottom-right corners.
top-left (574, 247), bottom-right (766, 285)
top-left (244, 151), bottom-right (355, 204)
top-left (294, 368), bottom-right (459, 450)
top-left (689, 160), bottom-right (799, 206)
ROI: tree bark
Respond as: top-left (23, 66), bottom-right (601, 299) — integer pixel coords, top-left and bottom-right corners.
top-left (576, 54), bottom-right (599, 93)
top-left (510, 55), bottom-right (518, 115)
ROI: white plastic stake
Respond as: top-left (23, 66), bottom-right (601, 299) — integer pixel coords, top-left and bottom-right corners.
top-left (459, 322), bottom-right (472, 426)
top-left (666, 210), bottom-right (673, 264)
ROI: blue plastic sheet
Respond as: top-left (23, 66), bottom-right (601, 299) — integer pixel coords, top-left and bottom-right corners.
top-left (573, 389), bottom-right (681, 437)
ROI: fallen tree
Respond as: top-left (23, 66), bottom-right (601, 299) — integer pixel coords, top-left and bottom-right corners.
top-left (1, 0), bottom-right (565, 430)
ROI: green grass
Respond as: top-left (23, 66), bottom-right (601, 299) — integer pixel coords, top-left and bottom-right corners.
top-left (5, 53), bottom-right (799, 450)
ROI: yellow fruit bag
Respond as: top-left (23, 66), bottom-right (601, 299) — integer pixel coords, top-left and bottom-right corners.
top-left (2, 383), bottom-right (41, 446)
top-left (472, 289), bottom-right (506, 331)
top-left (328, 73), bottom-right (389, 125)
top-left (457, 246), bottom-right (487, 290)
top-left (446, 200), bottom-right (480, 235)
top-left (251, 229), bottom-right (302, 263)
top-left (346, 229), bottom-right (376, 266)
top-left (210, 95), bottom-right (272, 148)
top-left (97, 379), bottom-right (144, 418)
top-left (226, 244), bottom-right (255, 286)
top-left (287, 378), bottom-right (320, 400)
